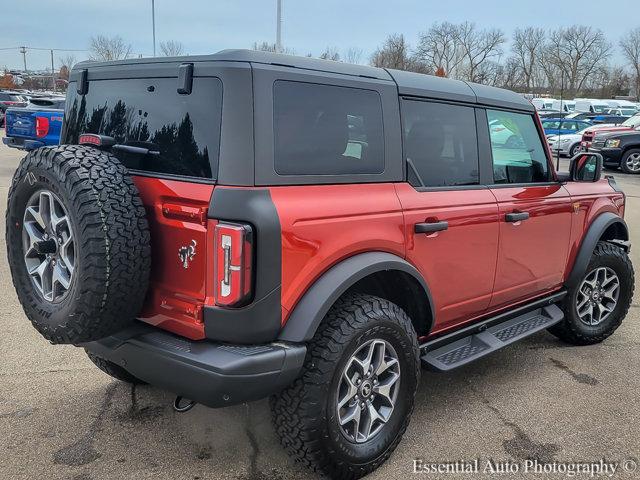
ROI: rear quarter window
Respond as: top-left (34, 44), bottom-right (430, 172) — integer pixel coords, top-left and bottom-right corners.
top-left (273, 80), bottom-right (384, 176)
top-left (63, 77), bottom-right (222, 180)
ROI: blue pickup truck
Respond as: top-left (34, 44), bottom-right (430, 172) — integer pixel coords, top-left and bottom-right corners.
top-left (2, 97), bottom-right (65, 150)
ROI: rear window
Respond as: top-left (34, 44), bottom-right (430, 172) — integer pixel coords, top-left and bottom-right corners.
top-left (273, 80), bottom-right (384, 176)
top-left (29, 98), bottom-right (65, 109)
top-left (63, 77), bottom-right (222, 180)
top-left (0, 93), bottom-right (24, 102)
top-left (402, 99), bottom-right (479, 188)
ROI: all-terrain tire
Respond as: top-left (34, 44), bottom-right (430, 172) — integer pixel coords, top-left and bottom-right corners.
top-left (270, 293), bottom-right (420, 480)
top-left (549, 241), bottom-right (634, 345)
top-left (6, 145), bottom-right (151, 344)
top-left (86, 350), bottom-right (146, 384)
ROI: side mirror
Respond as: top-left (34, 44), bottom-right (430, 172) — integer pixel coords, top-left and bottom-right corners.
top-left (569, 152), bottom-right (603, 182)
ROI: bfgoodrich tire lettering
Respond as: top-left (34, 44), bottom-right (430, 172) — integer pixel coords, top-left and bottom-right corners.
top-left (270, 293), bottom-right (420, 479)
top-left (6, 145), bottom-right (151, 344)
top-left (550, 241), bottom-right (634, 345)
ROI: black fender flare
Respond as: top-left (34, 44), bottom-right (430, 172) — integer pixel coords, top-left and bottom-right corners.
top-left (278, 252), bottom-right (434, 343)
top-left (565, 212), bottom-right (629, 289)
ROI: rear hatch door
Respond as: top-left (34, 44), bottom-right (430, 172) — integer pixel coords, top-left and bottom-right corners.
top-left (62, 66), bottom-right (223, 339)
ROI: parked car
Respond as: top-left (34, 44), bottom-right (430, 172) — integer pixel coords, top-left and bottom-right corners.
top-left (580, 114), bottom-right (640, 150)
top-left (604, 99), bottom-right (638, 111)
top-left (0, 90), bottom-right (28, 127)
top-left (542, 118), bottom-right (591, 136)
top-left (5, 50), bottom-right (634, 479)
top-left (532, 97), bottom-right (555, 110)
top-left (592, 114), bottom-right (630, 125)
top-left (27, 96), bottom-right (66, 109)
top-left (575, 99), bottom-right (610, 113)
top-left (2, 100), bottom-right (64, 150)
top-left (604, 107), bottom-right (637, 117)
top-left (538, 110), bottom-right (569, 119)
top-left (565, 111), bottom-right (597, 121)
top-left (547, 128), bottom-right (589, 157)
top-left (552, 99), bottom-right (576, 112)
top-left (590, 129), bottom-right (640, 173)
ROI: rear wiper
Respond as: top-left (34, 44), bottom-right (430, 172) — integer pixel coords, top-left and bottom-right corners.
top-left (112, 144), bottom-right (160, 156)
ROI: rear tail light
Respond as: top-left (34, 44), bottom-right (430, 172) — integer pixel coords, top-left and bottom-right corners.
top-left (214, 222), bottom-right (253, 307)
top-left (35, 117), bottom-right (49, 138)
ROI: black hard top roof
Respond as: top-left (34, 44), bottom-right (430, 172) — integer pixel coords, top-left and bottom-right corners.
top-left (75, 49), bottom-right (534, 112)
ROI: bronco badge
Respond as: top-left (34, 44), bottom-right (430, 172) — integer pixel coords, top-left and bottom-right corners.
top-left (178, 240), bottom-right (197, 269)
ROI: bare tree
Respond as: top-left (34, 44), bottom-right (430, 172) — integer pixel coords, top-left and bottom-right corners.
top-left (511, 27), bottom-right (546, 91)
top-left (620, 28), bottom-right (640, 100)
top-left (370, 34), bottom-right (429, 73)
top-left (545, 26), bottom-right (612, 98)
top-left (500, 57), bottom-right (525, 90)
top-left (415, 22), bottom-right (464, 77)
top-left (57, 54), bottom-right (76, 81)
top-left (455, 22), bottom-right (506, 83)
top-left (252, 41), bottom-right (294, 55)
top-left (319, 47), bottom-right (341, 62)
top-left (58, 54), bottom-right (77, 71)
top-left (89, 35), bottom-right (132, 61)
top-left (344, 47), bottom-right (363, 65)
top-left (159, 40), bottom-right (185, 57)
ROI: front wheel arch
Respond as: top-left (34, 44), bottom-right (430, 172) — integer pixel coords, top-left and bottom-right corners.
top-left (565, 213), bottom-right (629, 290)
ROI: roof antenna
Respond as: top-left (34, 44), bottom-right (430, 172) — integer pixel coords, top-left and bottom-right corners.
top-left (556, 71), bottom-right (564, 170)
top-left (276, 0), bottom-right (283, 53)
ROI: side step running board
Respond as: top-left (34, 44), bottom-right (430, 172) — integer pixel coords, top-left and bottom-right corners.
top-left (421, 303), bottom-right (564, 371)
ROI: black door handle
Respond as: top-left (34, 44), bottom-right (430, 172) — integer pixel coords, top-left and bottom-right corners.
top-left (415, 221), bottom-right (449, 234)
top-left (505, 212), bottom-right (530, 223)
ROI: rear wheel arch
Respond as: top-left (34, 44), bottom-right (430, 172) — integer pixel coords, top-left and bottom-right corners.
top-left (278, 252), bottom-right (434, 342)
top-left (566, 212), bottom-right (629, 289)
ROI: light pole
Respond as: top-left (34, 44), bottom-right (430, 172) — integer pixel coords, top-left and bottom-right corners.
top-left (276, 0), bottom-right (282, 53)
top-left (19, 46), bottom-right (27, 72)
top-left (151, 0), bottom-right (156, 57)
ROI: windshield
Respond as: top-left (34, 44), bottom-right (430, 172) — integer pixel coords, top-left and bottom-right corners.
top-left (593, 105), bottom-right (608, 113)
top-left (622, 116), bottom-right (640, 128)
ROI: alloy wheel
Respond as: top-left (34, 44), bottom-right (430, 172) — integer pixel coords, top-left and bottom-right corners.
top-left (625, 152), bottom-right (640, 172)
top-left (22, 190), bottom-right (75, 302)
top-left (336, 339), bottom-right (401, 443)
top-left (576, 267), bottom-right (620, 326)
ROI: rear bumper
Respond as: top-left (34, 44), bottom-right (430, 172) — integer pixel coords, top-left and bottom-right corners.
top-left (83, 323), bottom-right (306, 408)
top-left (2, 136), bottom-right (45, 150)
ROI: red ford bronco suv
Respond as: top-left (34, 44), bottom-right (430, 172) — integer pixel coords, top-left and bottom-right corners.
top-left (6, 50), bottom-right (634, 479)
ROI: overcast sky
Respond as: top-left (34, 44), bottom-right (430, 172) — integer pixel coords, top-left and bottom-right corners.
top-left (0, 0), bottom-right (635, 71)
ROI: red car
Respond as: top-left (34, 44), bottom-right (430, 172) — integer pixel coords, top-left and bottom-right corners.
top-left (6, 51), bottom-right (634, 479)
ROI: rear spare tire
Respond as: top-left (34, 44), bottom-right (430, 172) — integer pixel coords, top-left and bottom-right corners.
top-left (6, 145), bottom-right (151, 344)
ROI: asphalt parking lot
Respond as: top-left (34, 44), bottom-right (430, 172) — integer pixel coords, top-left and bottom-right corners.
top-left (1, 143), bottom-right (640, 480)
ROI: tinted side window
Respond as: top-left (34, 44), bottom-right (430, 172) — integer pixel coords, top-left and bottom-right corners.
top-left (487, 110), bottom-right (549, 184)
top-left (273, 81), bottom-right (384, 175)
top-left (63, 77), bottom-right (222, 179)
top-left (402, 100), bottom-right (479, 187)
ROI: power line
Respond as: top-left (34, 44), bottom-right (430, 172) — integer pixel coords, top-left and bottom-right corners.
top-left (0, 46), bottom-right (87, 52)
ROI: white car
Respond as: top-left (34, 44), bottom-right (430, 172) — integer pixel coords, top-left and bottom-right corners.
top-left (547, 129), bottom-right (588, 157)
top-left (605, 107), bottom-right (637, 117)
top-left (575, 99), bottom-right (610, 114)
